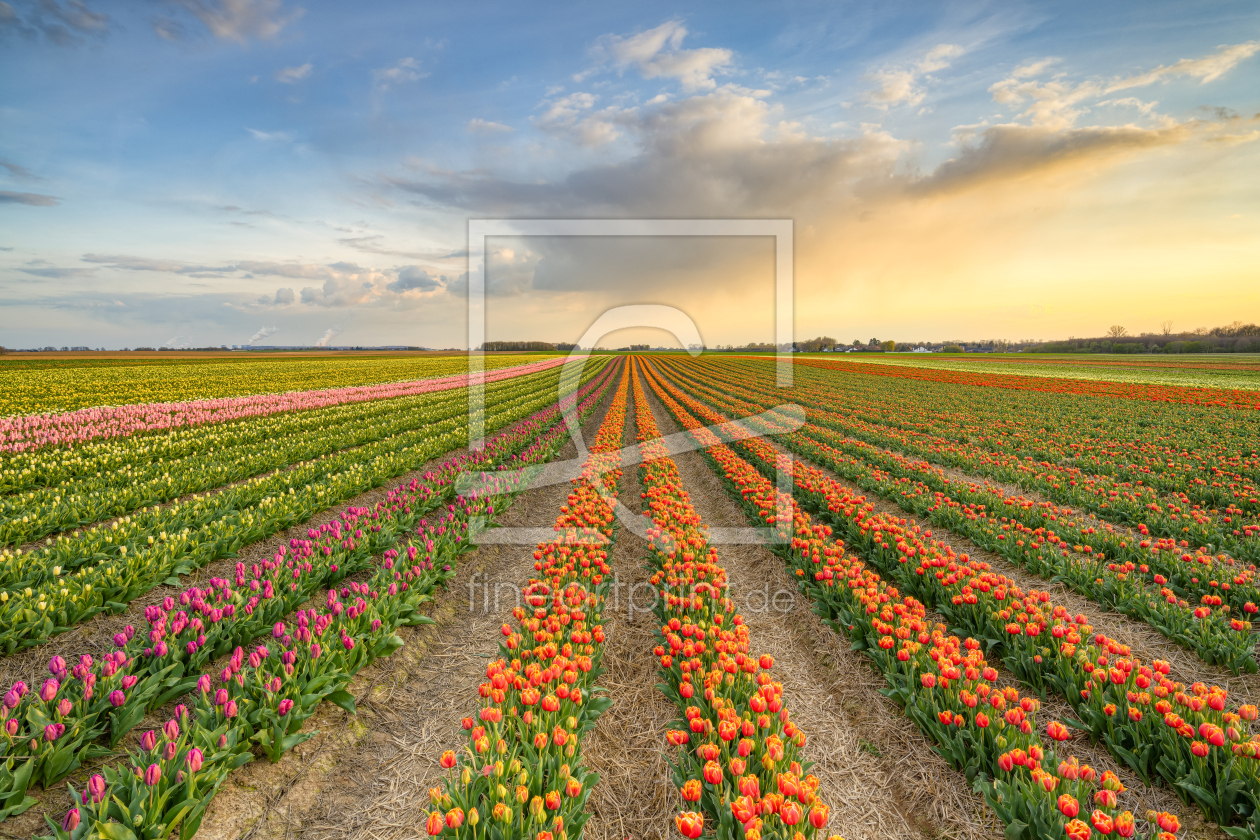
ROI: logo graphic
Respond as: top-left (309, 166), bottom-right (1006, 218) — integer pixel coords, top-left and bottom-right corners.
top-left (461, 219), bottom-right (796, 545)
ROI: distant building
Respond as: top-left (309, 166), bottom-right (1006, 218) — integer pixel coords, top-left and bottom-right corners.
top-left (912, 346), bottom-right (930, 353)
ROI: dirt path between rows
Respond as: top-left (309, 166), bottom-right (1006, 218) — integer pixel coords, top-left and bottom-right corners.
top-left (578, 403), bottom-right (679, 840)
top-left (642, 389), bottom-right (1000, 840)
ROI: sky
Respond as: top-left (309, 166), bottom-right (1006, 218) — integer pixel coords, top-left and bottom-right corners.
top-left (1, 0), bottom-right (1258, 350)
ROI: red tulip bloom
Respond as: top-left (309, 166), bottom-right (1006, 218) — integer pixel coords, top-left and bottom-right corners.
top-left (1058, 795), bottom-right (1079, 818)
top-left (808, 803), bottom-right (829, 829)
top-left (1090, 810), bottom-right (1113, 835)
top-left (425, 812), bottom-right (443, 835)
top-left (439, 750), bottom-right (456, 769)
top-left (703, 760), bottom-right (723, 785)
top-left (445, 808), bottom-right (464, 829)
top-left (1064, 818), bottom-right (1091, 840)
top-left (738, 774), bottom-right (760, 799)
top-left (681, 779), bottom-right (702, 802)
top-left (676, 812), bottom-right (704, 839)
top-left (731, 796), bottom-right (757, 824)
top-left (779, 801), bottom-right (803, 826)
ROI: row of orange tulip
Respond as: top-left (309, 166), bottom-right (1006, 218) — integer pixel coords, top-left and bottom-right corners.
top-left (424, 364), bottom-right (632, 838)
top-left (661, 357), bottom-right (1259, 619)
top-left (630, 361), bottom-right (840, 840)
top-left (637, 360), bottom-right (1179, 840)
top-left (646, 358), bottom-right (1260, 831)
top-left (652, 358), bottom-right (1255, 672)
top-left (23, 362), bottom-right (627, 840)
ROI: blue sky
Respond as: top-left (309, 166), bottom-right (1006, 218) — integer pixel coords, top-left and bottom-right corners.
top-left (1, 0), bottom-right (1258, 349)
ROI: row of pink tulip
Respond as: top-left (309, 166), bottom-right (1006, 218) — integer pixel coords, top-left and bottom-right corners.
top-left (1, 357), bottom-right (569, 453)
top-left (0, 361), bottom-right (622, 831)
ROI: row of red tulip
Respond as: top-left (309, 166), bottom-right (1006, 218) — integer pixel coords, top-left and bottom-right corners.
top-left (424, 364), bottom-right (632, 838)
top-left (786, 357), bottom-right (1260, 518)
top-left (630, 361), bottom-right (840, 840)
top-left (788, 431), bottom-right (1258, 673)
top-left (653, 358), bottom-right (1255, 671)
top-left (665, 357), bottom-right (1260, 611)
top-left (0, 363), bottom-right (624, 834)
top-left (649, 358), bottom-right (1260, 834)
top-left (637, 360), bottom-right (1181, 840)
top-left (792, 356), bottom-right (1260, 411)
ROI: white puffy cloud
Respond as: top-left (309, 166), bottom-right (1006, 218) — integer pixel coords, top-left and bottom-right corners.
top-left (991, 39), bottom-right (1260, 130)
top-left (1108, 40), bottom-right (1260, 89)
top-left (534, 92), bottom-right (635, 147)
top-left (467, 118), bottom-right (513, 134)
top-left (864, 43), bottom-right (965, 108)
top-left (275, 62), bottom-right (311, 83)
top-left (373, 57), bottom-right (425, 88)
top-left (588, 20), bottom-right (732, 92)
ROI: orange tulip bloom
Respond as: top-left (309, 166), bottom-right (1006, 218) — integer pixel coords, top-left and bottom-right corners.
top-left (779, 801), bottom-right (803, 826)
top-left (1090, 810), bottom-right (1113, 834)
top-left (676, 812), bottom-right (704, 839)
top-left (1064, 818), bottom-right (1091, 840)
top-left (703, 760), bottom-right (723, 785)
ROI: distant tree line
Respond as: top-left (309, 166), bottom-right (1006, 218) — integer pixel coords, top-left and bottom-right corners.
top-left (1030, 321), bottom-right (1260, 354)
top-left (479, 341), bottom-right (578, 352)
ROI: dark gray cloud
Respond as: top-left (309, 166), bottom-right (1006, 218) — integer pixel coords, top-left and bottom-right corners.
top-left (81, 253), bottom-right (236, 273)
top-left (18, 265), bottom-right (96, 278)
top-left (338, 235), bottom-right (449, 260)
top-left (159, 0), bottom-right (303, 43)
top-left (218, 204), bottom-right (276, 217)
top-left (916, 123), bottom-right (1190, 195)
top-left (1, 160), bottom-right (44, 182)
top-left (257, 287), bottom-right (295, 305)
top-left (0, 0), bottom-right (109, 46)
top-left (385, 265), bottom-right (439, 293)
top-left (0, 189), bottom-right (60, 206)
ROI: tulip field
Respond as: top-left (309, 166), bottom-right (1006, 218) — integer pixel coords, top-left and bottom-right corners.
top-left (2, 352), bottom-right (1260, 840)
